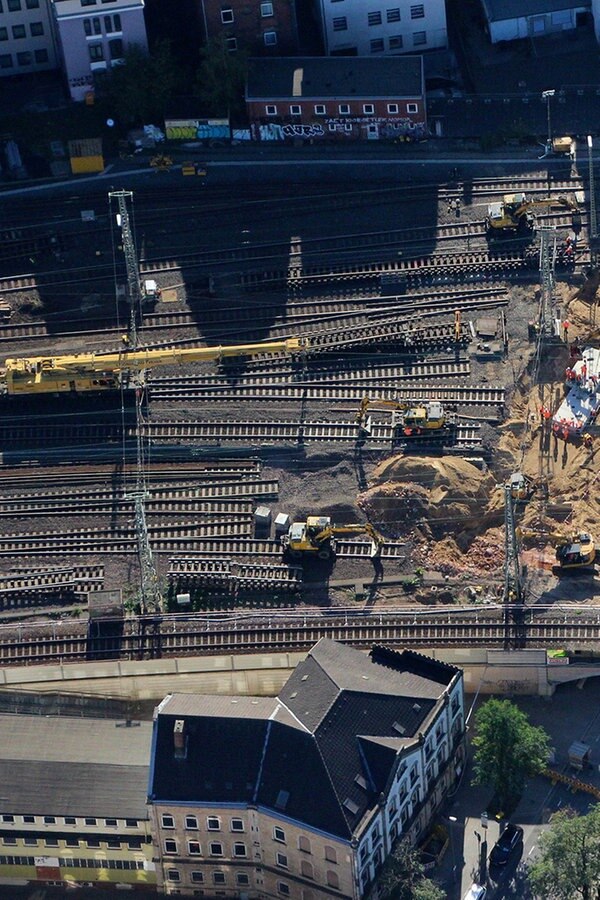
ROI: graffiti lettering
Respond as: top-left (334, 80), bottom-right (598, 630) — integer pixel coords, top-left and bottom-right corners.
top-left (281, 123), bottom-right (324, 138)
top-left (69, 75), bottom-right (93, 87)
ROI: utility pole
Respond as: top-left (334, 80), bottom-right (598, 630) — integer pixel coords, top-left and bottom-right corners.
top-left (541, 89), bottom-right (555, 155)
top-left (588, 136), bottom-right (598, 242)
top-left (537, 226), bottom-right (557, 342)
top-left (108, 189), bottom-right (142, 348)
top-left (503, 483), bottom-right (526, 649)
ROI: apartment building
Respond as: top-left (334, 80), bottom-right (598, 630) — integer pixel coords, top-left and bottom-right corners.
top-left (316, 0), bottom-right (447, 57)
top-left (0, 0), bottom-right (58, 78)
top-left (52, 0), bottom-right (148, 101)
top-left (198, 0), bottom-right (298, 55)
top-left (0, 713), bottom-right (156, 890)
top-left (246, 56), bottom-right (426, 142)
top-left (148, 638), bottom-right (466, 898)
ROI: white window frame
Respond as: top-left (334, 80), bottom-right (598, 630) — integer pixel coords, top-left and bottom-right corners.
top-left (314, 104), bottom-right (326, 115)
top-left (225, 36), bottom-right (237, 50)
top-left (387, 103), bottom-right (399, 114)
top-left (290, 104), bottom-right (301, 115)
top-left (161, 814), bottom-right (175, 829)
top-left (266, 104), bottom-right (278, 116)
top-left (207, 816), bottom-right (221, 831)
top-left (264, 30), bottom-right (277, 45)
top-left (363, 103), bottom-right (375, 114)
top-left (164, 838), bottom-right (178, 854)
top-left (221, 7), bottom-right (234, 23)
top-left (273, 826), bottom-right (286, 843)
top-left (339, 103), bottom-right (350, 114)
top-left (260, 1), bottom-right (273, 15)
top-left (407, 102), bottom-right (418, 113)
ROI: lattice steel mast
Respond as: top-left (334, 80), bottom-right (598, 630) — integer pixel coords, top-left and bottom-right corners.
top-left (503, 483), bottom-right (526, 649)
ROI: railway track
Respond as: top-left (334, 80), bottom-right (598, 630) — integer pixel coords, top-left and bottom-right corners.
top-left (0, 461), bottom-right (263, 486)
top-left (0, 564), bottom-right (104, 607)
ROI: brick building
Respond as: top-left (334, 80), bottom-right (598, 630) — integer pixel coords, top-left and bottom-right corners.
top-left (246, 55), bottom-right (426, 142)
top-left (198, 0), bottom-right (298, 55)
top-left (148, 639), bottom-right (466, 898)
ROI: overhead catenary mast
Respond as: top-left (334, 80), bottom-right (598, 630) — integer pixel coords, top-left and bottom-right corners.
top-left (108, 189), bottom-right (143, 348)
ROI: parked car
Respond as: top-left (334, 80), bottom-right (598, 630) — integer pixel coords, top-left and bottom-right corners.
top-left (463, 884), bottom-right (487, 900)
top-left (489, 823), bottom-right (524, 866)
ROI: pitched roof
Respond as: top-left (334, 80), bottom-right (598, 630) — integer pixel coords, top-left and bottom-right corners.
top-left (150, 641), bottom-right (459, 839)
top-left (482, 0), bottom-right (581, 22)
top-left (246, 56), bottom-right (424, 101)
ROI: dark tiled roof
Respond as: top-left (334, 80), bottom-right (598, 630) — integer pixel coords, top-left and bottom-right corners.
top-left (482, 0), bottom-right (580, 21)
top-left (247, 56), bottom-right (424, 101)
top-left (151, 641), bottom-right (458, 839)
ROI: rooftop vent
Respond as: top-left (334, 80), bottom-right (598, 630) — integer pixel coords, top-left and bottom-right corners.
top-left (392, 721), bottom-right (406, 735)
top-left (343, 798), bottom-right (359, 815)
top-left (412, 703), bottom-right (422, 713)
top-left (173, 719), bottom-right (187, 759)
top-left (354, 774), bottom-right (368, 790)
top-left (275, 790), bottom-right (290, 811)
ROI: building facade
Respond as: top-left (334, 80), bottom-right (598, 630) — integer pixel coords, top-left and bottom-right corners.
top-left (246, 56), bottom-right (426, 142)
top-left (315, 0), bottom-right (447, 57)
top-left (481, 0), bottom-right (589, 43)
top-left (148, 639), bottom-right (466, 898)
top-left (51, 0), bottom-right (148, 101)
top-left (0, 713), bottom-right (156, 891)
top-left (0, 0), bottom-right (59, 79)
top-left (198, 0), bottom-right (298, 55)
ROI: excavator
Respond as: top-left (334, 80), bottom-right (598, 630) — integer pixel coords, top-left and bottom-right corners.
top-left (356, 397), bottom-right (451, 434)
top-left (517, 527), bottom-right (597, 572)
top-left (508, 472), bottom-right (546, 503)
top-left (486, 193), bottom-right (579, 237)
top-left (281, 516), bottom-right (385, 560)
top-left (0, 338), bottom-right (308, 396)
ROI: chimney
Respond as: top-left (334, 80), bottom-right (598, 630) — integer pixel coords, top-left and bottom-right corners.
top-left (174, 719), bottom-right (186, 758)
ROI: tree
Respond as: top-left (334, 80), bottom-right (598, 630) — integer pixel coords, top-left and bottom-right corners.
top-left (472, 698), bottom-right (550, 813)
top-left (194, 36), bottom-right (247, 120)
top-left (528, 806), bottom-right (600, 900)
top-left (98, 41), bottom-right (180, 126)
top-left (375, 838), bottom-right (445, 900)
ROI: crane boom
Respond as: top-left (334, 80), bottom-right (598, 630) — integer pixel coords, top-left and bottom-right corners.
top-left (1, 338), bottom-right (308, 395)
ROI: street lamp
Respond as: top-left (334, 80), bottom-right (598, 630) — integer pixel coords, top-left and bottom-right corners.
top-left (447, 816), bottom-right (458, 880)
top-left (542, 89), bottom-right (556, 153)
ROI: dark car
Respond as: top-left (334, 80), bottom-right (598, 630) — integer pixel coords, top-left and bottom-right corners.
top-left (489, 824), bottom-right (524, 866)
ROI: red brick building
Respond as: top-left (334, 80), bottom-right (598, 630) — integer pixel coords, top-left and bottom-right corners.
top-left (198, 0), bottom-right (298, 55)
top-left (246, 56), bottom-right (426, 141)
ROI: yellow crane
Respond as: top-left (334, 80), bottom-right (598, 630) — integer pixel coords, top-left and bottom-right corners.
top-left (356, 397), bottom-right (449, 433)
top-left (281, 516), bottom-right (385, 560)
top-left (486, 193), bottom-right (578, 236)
top-left (0, 338), bottom-right (308, 396)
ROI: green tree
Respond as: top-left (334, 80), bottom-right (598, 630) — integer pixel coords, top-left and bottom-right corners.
top-left (98, 41), bottom-right (180, 126)
top-left (528, 806), bottom-right (600, 900)
top-left (194, 36), bottom-right (247, 119)
top-left (472, 698), bottom-right (550, 813)
top-left (375, 838), bottom-right (445, 900)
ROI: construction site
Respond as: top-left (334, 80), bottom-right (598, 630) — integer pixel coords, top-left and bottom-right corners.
top-left (0, 152), bottom-right (600, 662)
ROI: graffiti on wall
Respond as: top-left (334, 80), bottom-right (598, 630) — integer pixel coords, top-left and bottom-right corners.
top-left (165, 119), bottom-right (229, 141)
top-left (253, 116), bottom-right (427, 141)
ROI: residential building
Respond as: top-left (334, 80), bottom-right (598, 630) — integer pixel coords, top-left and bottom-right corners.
top-left (314, 0), bottom-right (447, 57)
top-left (0, 713), bottom-right (156, 890)
top-left (51, 0), bottom-right (148, 101)
top-left (481, 0), bottom-right (590, 43)
top-left (0, 0), bottom-right (59, 79)
top-left (198, 0), bottom-right (298, 55)
top-left (246, 56), bottom-right (426, 142)
top-left (148, 638), bottom-right (466, 898)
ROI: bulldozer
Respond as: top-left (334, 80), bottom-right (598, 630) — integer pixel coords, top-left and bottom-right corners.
top-left (486, 193), bottom-right (579, 237)
top-left (356, 397), bottom-right (450, 434)
top-left (517, 527), bottom-right (597, 572)
top-left (281, 516), bottom-right (385, 560)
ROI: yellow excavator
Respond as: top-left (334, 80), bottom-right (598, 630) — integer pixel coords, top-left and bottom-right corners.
top-left (281, 516), bottom-right (385, 560)
top-left (356, 397), bottom-right (450, 434)
top-left (486, 193), bottom-right (579, 236)
top-left (517, 527), bottom-right (597, 572)
top-left (0, 338), bottom-right (308, 396)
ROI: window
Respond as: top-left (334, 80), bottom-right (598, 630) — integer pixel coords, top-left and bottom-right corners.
top-left (290, 104), bottom-right (301, 115)
top-left (125, 819), bottom-right (138, 828)
top-left (278, 883), bottom-right (290, 896)
top-left (301, 859), bottom-right (314, 878)
top-left (233, 842), bottom-right (247, 858)
top-left (363, 103), bottom-right (375, 114)
top-left (26, 0), bottom-right (40, 5)
top-left (191, 872), bottom-right (204, 883)
top-left (237, 873), bottom-right (250, 885)
top-left (164, 839), bottom-right (177, 854)
top-left (367, 11), bottom-right (382, 25)
top-left (92, 17), bottom-right (101, 33)
top-left (109, 38), bottom-right (123, 58)
top-left (66, 838), bottom-right (79, 848)
top-left (162, 815), bottom-right (175, 829)
top-left (30, 22), bottom-right (43, 36)
top-left (370, 38), bottom-right (384, 51)
top-left (0, 29), bottom-right (6, 41)
top-left (189, 841), bottom-right (201, 855)
top-left (407, 102), bottom-right (418, 113)
top-left (2, 816), bottom-right (14, 824)
top-left (84, 818), bottom-right (97, 827)
top-left (36, 49), bottom-right (50, 63)
top-left (210, 842), bottom-right (223, 856)
top-left (44, 817), bottom-right (56, 825)
top-left (17, 51), bottom-right (31, 64)
top-left (276, 852), bottom-right (288, 868)
top-left (389, 35), bottom-right (403, 49)
top-left (24, 837), bottom-right (38, 846)
top-left (221, 7), bottom-right (234, 22)
top-left (314, 104), bottom-right (326, 115)
top-left (185, 816), bottom-right (198, 830)
top-left (387, 103), bottom-right (399, 113)
top-left (298, 835), bottom-right (311, 853)
top-left (273, 826), bottom-right (286, 843)
top-left (325, 846), bottom-right (338, 864)
top-left (107, 839), bottom-right (121, 849)
top-left (7, 0), bottom-right (21, 9)
top-left (332, 16), bottom-right (347, 30)
top-left (412, 30), bottom-right (426, 44)
top-left (84, 18), bottom-right (92, 35)
top-left (207, 817), bottom-right (220, 831)
top-left (87, 839), bottom-right (100, 848)
top-left (410, 3), bottom-right (424, 17)
top-left (12, 25), bottom-right (26, 39)
top-left (386, 7), bottom-right (400, 21)
top-left (225, 36), bottom-right (237, 50)
top-left (230, 818), bottom-right (244, 832)
top-left (45, 838), bottom-right (59, 847)
top-left (128, 838), bottom-right (142, 850)
top-left (213, 872), bottom-right (226, 885)
top-left (23, 816), bottom-right (35, 824)
top-left (264, 30), bottom-right (277, 44)
top-left (338, 103), bottom-right (350, 114)
top-left (266, 104), bottom-right (278, 115)
top-left (261, 1), bottom-right (273, 14)
top-left (167, 869), bottom-right (181, 882)
top-left (104, 13), bottom-right (120, 30)
top-left (327, 870), bottom-right (340, 889)
top-left (89, 44), bottom-right (104, 60)
top-left (81, 0), bottom-right (97, 5)
top-left (3, 835), bottom-right (16, 844)
top-left (105, 818), bottom-right (117, 827)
